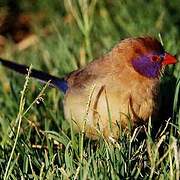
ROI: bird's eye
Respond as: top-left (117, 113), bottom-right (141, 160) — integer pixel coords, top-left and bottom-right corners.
top-left (151, 55), bottom-right (161, 62)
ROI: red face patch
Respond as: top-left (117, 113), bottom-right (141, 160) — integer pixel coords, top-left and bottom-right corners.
top-left (151, 55), bottom-right (161, 62)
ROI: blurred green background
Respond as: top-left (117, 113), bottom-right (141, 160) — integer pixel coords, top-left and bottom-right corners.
top-left (0, 0), bottom-right (179, 179)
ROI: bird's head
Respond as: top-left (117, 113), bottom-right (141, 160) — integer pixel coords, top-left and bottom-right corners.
top-left (120, 37), bottom-right (177, 78)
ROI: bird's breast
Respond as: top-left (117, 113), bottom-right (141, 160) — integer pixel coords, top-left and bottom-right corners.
top-left (63, 75), bottom-right (160, 140)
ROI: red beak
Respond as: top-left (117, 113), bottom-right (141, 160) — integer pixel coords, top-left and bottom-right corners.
top-left (162, 52), bottom-right (177, 65)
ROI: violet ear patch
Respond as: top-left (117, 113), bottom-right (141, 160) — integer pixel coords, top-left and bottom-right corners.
top-left (132, 55), bottom-right (161, 78)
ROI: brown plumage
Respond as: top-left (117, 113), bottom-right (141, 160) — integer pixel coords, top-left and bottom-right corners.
top-left (64, 37), bottom-right (163, 139)
top-left (0, 37), bottom-right (177, 140)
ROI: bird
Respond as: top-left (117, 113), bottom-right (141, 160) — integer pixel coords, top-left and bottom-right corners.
top-left (0, 37), bottom-right (177, 140)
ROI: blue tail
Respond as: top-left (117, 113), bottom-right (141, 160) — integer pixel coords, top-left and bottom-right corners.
top-left (0, 58), bottom-right (68, 93)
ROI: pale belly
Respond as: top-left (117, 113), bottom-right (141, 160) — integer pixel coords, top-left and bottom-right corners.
top-left (63, 83), bottom-right (159, 140)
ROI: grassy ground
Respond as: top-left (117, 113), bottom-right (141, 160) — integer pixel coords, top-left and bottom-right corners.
top-left (0, 0), bottom-right (179, 179)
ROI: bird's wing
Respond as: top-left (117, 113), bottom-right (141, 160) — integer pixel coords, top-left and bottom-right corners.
top-left (0, 58), bottom-right (68, 93)
top-left (65, 55), bottom-right (113, 89)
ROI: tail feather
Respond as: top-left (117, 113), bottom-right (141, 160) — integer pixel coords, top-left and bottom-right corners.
top-left (0, 58), bottom-right (68, 93)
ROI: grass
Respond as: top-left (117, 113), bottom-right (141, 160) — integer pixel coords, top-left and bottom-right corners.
top-left (0, 0), bottom-right (179, 179)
